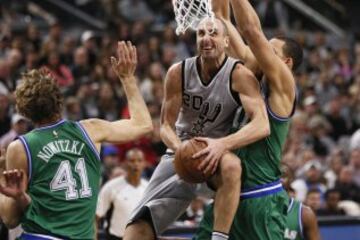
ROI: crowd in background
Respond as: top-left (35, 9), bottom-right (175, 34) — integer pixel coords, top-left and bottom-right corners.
top-left (1, 0), bottom-right (360, 237)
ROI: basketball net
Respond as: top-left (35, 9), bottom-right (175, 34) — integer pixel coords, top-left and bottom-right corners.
top-left (172, 0), bottom-right (215, 35)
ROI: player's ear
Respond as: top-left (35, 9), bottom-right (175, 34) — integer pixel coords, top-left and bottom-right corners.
top-left (224, 36), bottom-right (229, 48)
top-left (284, 57), bottom-right (293, 69)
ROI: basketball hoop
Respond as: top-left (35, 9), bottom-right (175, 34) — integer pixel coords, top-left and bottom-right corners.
top-left (172, 0), bottom-right (215, 35)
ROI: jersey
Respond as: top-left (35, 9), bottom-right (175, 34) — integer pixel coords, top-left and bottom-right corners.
top-left (18, 119), bottom-right (101, 240)
top-left (175, 56), bottom-right (242, 140)
top-left (96, 176), bottom-right (148, 237)
top-left (285, 198), bottom-right (303, 240)
top-left (236, 80), bottom-right (296, 188)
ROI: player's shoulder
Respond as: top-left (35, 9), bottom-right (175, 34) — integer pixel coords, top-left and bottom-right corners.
top-left (301, 204), bottom-right (317, 223)
top-left (168, 61), bottom-right (183, 74)
top-left (104, 176), bottom-right (126, 188)
top-left (231, 61), bottom-right (253, 77)
top-left (230, 60), bottom-right (258, 91)
top-left (6, 139), bottom-right (27, 170)
top-left (7, 139), bottom-right (27, 158)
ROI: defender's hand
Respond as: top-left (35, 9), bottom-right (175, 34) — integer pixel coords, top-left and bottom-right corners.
top-left (111, 41), bottom-right (137, 79)
top-left (193, 137), bottom-right (227, 175)
top-left (0, 169), bottom-right (28, 200)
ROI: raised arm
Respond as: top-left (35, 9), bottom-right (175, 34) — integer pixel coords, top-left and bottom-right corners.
top-left (302, 206), bottom-right (321, 240)
top-left (230, 0), bottom-right (296, 117)
top-left (81, 41), bottom-right (153, 147)
top-left (0, 141), bottom-right (30, 228)
top-left (212, 0), bottom-right (258, 73)
top-left (159, 63), bottom-right (183, 151)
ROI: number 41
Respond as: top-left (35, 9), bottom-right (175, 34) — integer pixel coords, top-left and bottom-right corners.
top-left (50, 158), bottom-right (92, 200)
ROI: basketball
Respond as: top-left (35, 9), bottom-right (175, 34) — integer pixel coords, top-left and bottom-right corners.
top-left (174, 139), bottom-right (210, 183)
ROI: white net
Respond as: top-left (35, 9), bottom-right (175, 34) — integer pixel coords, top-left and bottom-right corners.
top-left (173, 0), bottom-right (215, 35)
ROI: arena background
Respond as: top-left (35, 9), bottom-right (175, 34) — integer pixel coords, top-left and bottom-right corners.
top-left (0, 0), bottom-right (360, 239)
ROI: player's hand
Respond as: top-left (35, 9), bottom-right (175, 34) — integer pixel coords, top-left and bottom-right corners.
top-left (111, 41), bottom-right (137, 79)
top-left (193, 137), bottom-right (227, 175)
top-left (0, 169), bottom-right (28, 200)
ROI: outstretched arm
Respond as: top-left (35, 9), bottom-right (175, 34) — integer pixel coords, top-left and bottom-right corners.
top-left (302, 206), bottom-right (321, 240)
top-left (230, 0), bottom-right (296, 117)
top-left (159, 63), bottom-right (183, 151)
top-left (212, 0), bottom-right (258, 73)
top-left (81, 41), bottom-right (153, 147)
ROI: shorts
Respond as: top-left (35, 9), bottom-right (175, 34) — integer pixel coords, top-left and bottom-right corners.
top-left (194, 183), bottom-right (289, 240)
top-left (128, 154), bottom-right (214, 236)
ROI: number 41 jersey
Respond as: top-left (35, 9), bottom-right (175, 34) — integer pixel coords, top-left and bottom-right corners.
top-left (175, 56), bottom-right (242, 140)
top-left (18, 119), bottom-right (101, 240)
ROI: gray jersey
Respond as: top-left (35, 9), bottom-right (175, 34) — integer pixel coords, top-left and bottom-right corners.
top-left (175, 56), bottom-right (242, 140)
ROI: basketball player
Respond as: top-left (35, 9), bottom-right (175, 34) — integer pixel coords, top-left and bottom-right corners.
top-left (124, 18), bottom-right (270, 240)
top-left (194, 0), bottom-right (303, 239)
top-left (0, 41), bottom-right (153, 240)
top-left (281, 164), bottom-right (321, 240)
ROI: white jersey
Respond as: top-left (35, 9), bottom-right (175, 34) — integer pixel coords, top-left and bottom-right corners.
top-left (96, 176), bottom-right (148, 237)
top-left (175, 56), bottom-right (242, 140)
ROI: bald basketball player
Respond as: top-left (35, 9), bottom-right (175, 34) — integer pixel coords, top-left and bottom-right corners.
top-left (194, 0), bottom-right (303, 239)
top-left (124, 17), bottom-right (270, 240)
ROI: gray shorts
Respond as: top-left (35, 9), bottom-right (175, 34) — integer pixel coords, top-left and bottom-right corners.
top-left (128, 154), bottom-right (214, 235)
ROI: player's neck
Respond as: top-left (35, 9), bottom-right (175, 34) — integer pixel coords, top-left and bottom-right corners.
top-left (34, 114), bottom-right (62, 128)
top-left (126, 174), bottom-right (141, 187)
top-left (199, 54), bottom-right (226, 83)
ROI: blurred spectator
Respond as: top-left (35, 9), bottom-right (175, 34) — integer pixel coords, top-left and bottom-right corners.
top-left (64, 96), bottom-right (83, 121)
top-left (44, 51), bottom-right (74, 89)
top-left (118, 0), bottom-right (155, 22)
top-left (305, 115), bottom-right (334, 157)
top-left (97, 82), bottom-right (121, 121)
top-left (72, 47), bottom-right (90, 79)
top-left (96, 148), bottom-right (148, 239)
top-left (317, 189), bottom-right (346, 216)
top-left (335, 166), bottom-right (360, 202)
top-left (350, 129), bottom-right (360, 150)
top-left (7, 48), bottom-right (23, 90)
top-left (349, 148), bottom-right (360, 187)
top-left (0, 114), bottom-right (28, 148)
top-left (325, 97), bottom-right (349, 141)
top-left (0, 92), bottom-right (11, 137)
top-left (324, 151), bottom-right (344, 188)
top-left (101, 145), bottom-right (120, 183)
top-left (81, 31), bottom-right (98, 66)
top-left (305, 188), bottom-right (322, 213)
top-left (292, 160), bottom-right (327, 202)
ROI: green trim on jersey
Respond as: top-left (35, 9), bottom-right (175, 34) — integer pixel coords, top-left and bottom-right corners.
top-left (20, 120), bottom-right (101, 240)
top-left (285, 198), bottom-right (303, 240)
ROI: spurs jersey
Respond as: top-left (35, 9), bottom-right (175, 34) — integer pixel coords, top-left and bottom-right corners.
top-left (175, 56), bottom-right (242, 140)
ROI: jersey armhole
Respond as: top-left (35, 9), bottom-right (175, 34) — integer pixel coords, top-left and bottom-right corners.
top-left (287, 197), bottom-right (295, 213)
top-left (75, 122), bottom-right (101, 161)
top-left (229, 61), bottom-right (243, 105)
top-left (299, 202), bottom-right (304, 239)
top-left (266, 93), bottom-right (297, 122)
top-left (18, 136), bottom-right (32, 184)
top-left (181, 60), bottom-right (185, 95)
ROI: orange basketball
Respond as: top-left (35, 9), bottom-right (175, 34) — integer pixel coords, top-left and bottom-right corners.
top-left (174, 139), bottom-right (210, 183)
